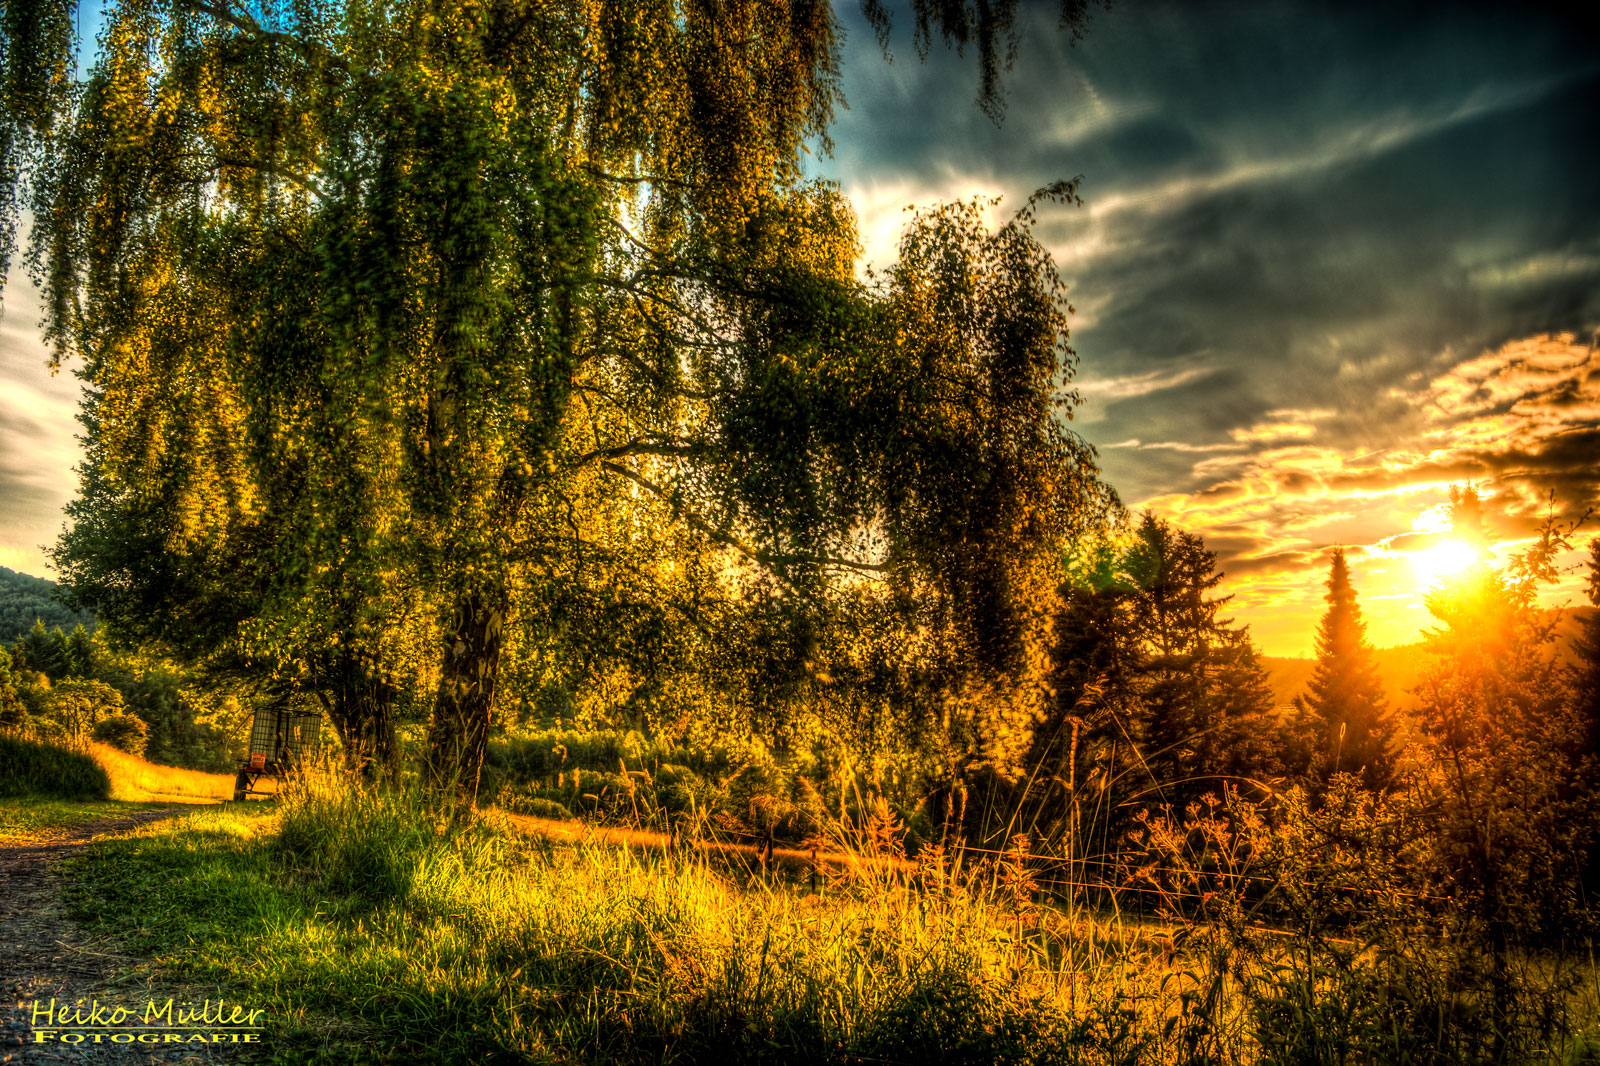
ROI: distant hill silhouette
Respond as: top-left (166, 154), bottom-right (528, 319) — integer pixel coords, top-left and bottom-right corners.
top-left (1264, 606), bottom-right (1595, 711)
top-left (1263, 644), bottom-right (1427, 712)
top-left (0, 567), bottom-right (95, 643)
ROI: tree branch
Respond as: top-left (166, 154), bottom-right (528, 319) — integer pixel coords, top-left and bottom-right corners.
top-left (569, 437), bottom-right (709, 468)
top-left (599, 461), bottom-right (891, 576)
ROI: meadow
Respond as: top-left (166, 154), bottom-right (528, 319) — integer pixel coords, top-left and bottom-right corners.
top-left (0, 737), bottom-right (236, 844)
top-left (3, 5), bottom-right (1597, 1063)
top-left (7, 737), bottom-right (1596, 1065)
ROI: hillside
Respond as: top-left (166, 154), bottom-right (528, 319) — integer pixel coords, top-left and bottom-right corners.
top-left (0, 567), bottom-right (94, 643)
top-left (1263, 645), bottom-right (1428, 712)
top-left (1263, 606), bottom-right (1595, 711)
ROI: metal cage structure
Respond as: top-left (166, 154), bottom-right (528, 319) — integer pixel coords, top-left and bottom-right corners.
top-left (233, 704), bottom-right (322, 801)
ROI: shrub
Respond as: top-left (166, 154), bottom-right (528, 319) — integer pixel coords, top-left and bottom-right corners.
top-left (497, 792), bottom-right (575, 820)
top-left (652, 762), bottom-right (722, 816)
top-left (0, 732), bottom-right (112, 799)
top-left (1130, 780), bottom-right (1582, 1066)
top-left (45, 678), bottom-right (125, 740)
top-left (92, 712), bottom-right (149, 755)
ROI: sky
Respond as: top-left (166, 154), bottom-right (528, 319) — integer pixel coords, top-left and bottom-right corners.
top-left (820, 0), bottom-right (1600, 654)
top-left (1, 1), bottom-right (1598, 656)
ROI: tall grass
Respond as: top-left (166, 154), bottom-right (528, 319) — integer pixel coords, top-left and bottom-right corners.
top-left (0, 732), bottom-right (111, 799)
top-left (62, 761), bottom-right (1600, 1064)
top-left (482, 729), bottom-right (924, 855)
top-left (70, 770), bottom-right (1159, 1064)
top-left (88, 741), bottom-right (237, 802)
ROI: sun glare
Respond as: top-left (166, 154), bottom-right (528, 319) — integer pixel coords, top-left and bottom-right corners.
top-left (1411, 538), bottom-right (1480, 587)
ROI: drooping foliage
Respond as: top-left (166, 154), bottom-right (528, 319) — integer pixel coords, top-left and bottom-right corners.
top-left (3, 0), bottom-right (1115, 803)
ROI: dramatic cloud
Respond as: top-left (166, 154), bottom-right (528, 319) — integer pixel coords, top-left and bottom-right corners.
top-left (826, 2), bottom-right (1600, 653)
top-left (1142, 333), bottom-right (1600, 654)
top-left (0, 277), bottom-right (81, 575)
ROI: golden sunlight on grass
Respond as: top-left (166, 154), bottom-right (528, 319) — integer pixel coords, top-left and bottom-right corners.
top-left (89, 742), bottom-right (237, 804)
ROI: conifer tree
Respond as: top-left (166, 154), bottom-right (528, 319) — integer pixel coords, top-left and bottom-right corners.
top-left (1295, 549), bottom-right (1395, 789)
top-left (1028, 515), bottom-right (1278, 847)
top-left (64, 624), bottom-right (97, 679)
top-left (19, 620), bottom-right (68, 681)
top-left (1413, 492), bottom-right (1593, 1049)
top-left (1130, 515), bottom-right (1276, 804)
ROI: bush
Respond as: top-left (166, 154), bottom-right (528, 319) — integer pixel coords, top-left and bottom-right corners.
top-left (45, 678), bottom-right (124, 740)
top-left (92, 712), bottom-right (149, 755)
top-left (652, 762), bottom-right (722, 816)
top-left (1129, 780), bottom-right (1581, 1066)
top-left (0, 732), bottom-right (112, 799)
top-left (497, 792), bottom-right (575, 820)
top-left (484, 729), bottom-right (749, 792)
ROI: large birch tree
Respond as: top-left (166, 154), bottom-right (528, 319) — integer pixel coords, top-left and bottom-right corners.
top-left (3, 0), bottom-right (1113, 805)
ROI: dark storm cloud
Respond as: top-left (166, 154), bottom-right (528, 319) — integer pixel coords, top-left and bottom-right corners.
top-left (1070, 71), bottom-right (1600, 488)
top-left (825, 1), bottom-right (1600, 652)
top-left (828, 0), bottom-right (1600, 496)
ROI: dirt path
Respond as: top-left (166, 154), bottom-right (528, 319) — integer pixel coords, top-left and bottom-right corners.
top-left (499, 811), bottom-right (917, 881)
top-left (0, 809), bottom-right (251, 1065)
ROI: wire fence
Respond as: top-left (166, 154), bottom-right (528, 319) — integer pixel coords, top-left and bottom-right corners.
top-left (509, 767), bottom-right (1461, 936)
top-left (635, 815), bottom-right (1471, 952)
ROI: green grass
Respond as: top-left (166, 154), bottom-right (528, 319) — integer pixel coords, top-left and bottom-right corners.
top-left (64, 778), bottom-right (1152, 1065)
top-left (0, 732), bottom-right (113, 800)
top-left (0, 796), bottom-right (174, 843)
top-left (58, 770), bottom-right (1600, 1065)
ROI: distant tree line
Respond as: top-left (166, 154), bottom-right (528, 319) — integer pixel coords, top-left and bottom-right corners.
top-left (2, 615), bottom-right (245, 770)
top-left (0, 566), bottom-right (94, 640)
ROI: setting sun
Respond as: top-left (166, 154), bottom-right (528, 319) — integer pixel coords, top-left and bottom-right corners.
top-left (1411, 538), bottom-right (1482, 587)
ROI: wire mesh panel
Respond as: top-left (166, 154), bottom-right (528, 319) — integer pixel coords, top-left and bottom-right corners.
top-left (247, 704), bottom-right (280, 763)
top-left (279, 712), bottom-right (321, 767)
top-left (246, 705), bottom-right (323, 769)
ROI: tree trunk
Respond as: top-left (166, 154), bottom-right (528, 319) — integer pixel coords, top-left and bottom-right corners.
top-left (324, 649), bottom-right (398, 780)
top-left (342, 676), bottom-right (398, 781)
top-left (427, 587), bottom-right (505, 808)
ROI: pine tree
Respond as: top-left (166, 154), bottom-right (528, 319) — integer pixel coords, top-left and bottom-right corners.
top-left (1023, 518), bottom-right (1280, 851)
top-left (20, 621), bottom-right (68, 681)
top-left (1129, 516), bottom-right (1277, 799)
top-left (1408, 493), bottom-right (1595, 1053)
top-left (65, 625), bottom-right (97, 679)
top-left (1054, 517), bottom-right (1277, 814)
top-left (1296, 549), bottom-right (1395, 789)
